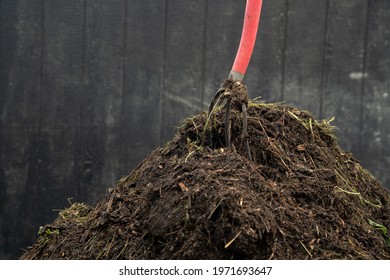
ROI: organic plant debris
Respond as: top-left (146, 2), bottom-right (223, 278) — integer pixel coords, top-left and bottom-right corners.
top-left (21, 80), bottom-right (390, 260)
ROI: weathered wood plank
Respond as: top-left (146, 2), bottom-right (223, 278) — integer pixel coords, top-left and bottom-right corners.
top-left (202, 0), bottom-right (244, 107)
top-left (81, 0), bottom-right (125, 203)
top-left (38, 0), bottom-right (85, 223)
top-left (246, 0), bottom-right (287, 102)
top-left (120, 0), bottom-right (166, 175)
top-left (321, 0), bottom-right (368, 155)
top-left (360, 0), bottom-right (390, 187)
top-left (160, 0), bottom-right (208, 143)
top-left (0, 0), bottom-right (42, 259)
top-left (282, 0), bottom-right (328, 117)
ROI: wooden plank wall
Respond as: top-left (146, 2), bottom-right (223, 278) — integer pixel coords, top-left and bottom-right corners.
top-left (1, 0), bottom-right (389, 259)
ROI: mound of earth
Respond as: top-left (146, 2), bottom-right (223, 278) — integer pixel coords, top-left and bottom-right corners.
top-left (21, 80), bottom-right (390, 260)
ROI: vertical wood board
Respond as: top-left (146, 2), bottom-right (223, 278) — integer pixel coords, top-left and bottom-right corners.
top-left (160, 0), bottom-right (208, 143)
top-left (120, 0), bottom-right (166, 175)
top-left (0, 0), bottom-right (42, 258)
top-left (360, 0), bottom-right (390, 187)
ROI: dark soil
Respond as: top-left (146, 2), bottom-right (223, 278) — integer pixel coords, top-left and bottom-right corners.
top-left (21, 80), bottom-right (390, 260)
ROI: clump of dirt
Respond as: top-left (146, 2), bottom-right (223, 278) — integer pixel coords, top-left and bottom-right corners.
top-left (21, 80), bottom-right (390, 260)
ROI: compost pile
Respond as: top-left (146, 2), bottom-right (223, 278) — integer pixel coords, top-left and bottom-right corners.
top-left (22, 80), bottom-right (390, 260)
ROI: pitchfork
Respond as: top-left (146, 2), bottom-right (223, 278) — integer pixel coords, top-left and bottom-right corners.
top-left (208, 0), bottom-right (263, 161)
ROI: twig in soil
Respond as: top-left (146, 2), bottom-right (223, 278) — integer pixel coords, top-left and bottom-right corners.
top-left (333, 168), bottom-right (382, 208)
top-left (184, 193), bottom-right (192, 226)
top-left (335, 186), bottom-right (382, 208)
top-left (224, 230), bottom-right (242, 249)
top-left (185, 151), bottom-right (196, 163)
top-left (299, 240), bottom-right (312, 258)
top-left (207, 198), bottom-right (225, 220)
top-left (225, 98), bottom-right (232, 148)
top-left (115, 238), bottom-right (129, 260)
top-left (288, 111), bottom-right (314, 137)
top-left (242, 103), bottom-right (252, 161)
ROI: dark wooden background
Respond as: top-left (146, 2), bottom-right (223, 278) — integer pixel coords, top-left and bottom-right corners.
top-left (1, 0), bottom-right (389, 259)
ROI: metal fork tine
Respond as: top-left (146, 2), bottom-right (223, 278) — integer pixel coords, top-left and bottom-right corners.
top-left (225, 98), bottom-right (232, 148)
top-left (208, 88), bottom-right (224, 116)
top-left (242, 103), bottom-right (252, 161)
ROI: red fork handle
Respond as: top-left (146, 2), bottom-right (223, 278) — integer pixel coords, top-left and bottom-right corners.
top-left (229, 0), bottom-right (263, 82)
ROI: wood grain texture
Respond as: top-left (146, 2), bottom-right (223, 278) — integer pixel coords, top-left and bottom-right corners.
top-left (202, 0), bottom-right (244, 107)
top-left (359, 0), bottom-right (390, 187)
top-left (0, 0), bottom-right (42, 259)
top-left (160, 0), bottom-right (208, 143)
top-left (120, 0), bottom-right (166, 176)
top-left (81, 0), bottom-right (125, 203)
top-left (246, 0), bottom-right (287, 102)
top-left (282, 0), bottom-right (328, 117)
top-left (38, 0), bottom-right (85, 226)
top-left (320, 0), bottom-right (368, 154)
